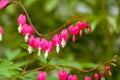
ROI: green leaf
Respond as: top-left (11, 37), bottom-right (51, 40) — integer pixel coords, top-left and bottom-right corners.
top-left (44, 0), bottom-right (60, 12)
top-left (81, 62), bottom-right (97, 69)
top-left (0, 61), bottom-right (22, 78)
top-left (91, 17), bottom-right (101, 31)
top-left (24, 0), bottom-right (38, 7)
top-left (23, 71), bottom-right (38, 80)
top-left (5, 49), bottom-right (21, 61)
top-left (107, 16), bottom-right (118, 32)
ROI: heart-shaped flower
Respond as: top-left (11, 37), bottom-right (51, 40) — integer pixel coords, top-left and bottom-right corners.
top-left (68, 25), bottom-right (79, 42)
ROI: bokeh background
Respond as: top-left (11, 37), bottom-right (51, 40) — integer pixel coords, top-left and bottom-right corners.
top-left (0, 0), bottom-right (120, 80)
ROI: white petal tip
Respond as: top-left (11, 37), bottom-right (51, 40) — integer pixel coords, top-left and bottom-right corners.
top-left (0, 34), bottom-right (2, 41)
top-left (44, 50), bottom-right (48, 59)
top-left (38, 48), bottom-right (41, 56)
top-left (61, 39), bottom-right (66, 48)
top-left (18, 25), bottom-right (22, 33)
top-left (25, 34), bottom-right (29, 42)
top-left (28, 46), bottom-right (33, 54)
top-left (56, 44), bottom-right (60, 53)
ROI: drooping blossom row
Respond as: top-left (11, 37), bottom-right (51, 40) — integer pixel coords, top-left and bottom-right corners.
top-left (38, 66), bottom-right (112, 80)
top-left (17, 13), bottom-right (91, 59)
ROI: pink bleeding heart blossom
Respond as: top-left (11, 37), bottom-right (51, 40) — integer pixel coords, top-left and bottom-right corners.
top-left (84, 76), bottom-right (91, 80)
top-left (28, 35), bottom-right (35, 54)
top-left (21, 24), bottom-right (34, 42)
top-left (100, 71), bottom-right (105, 80)
top-left (94, 73), bottom-right (99, 80)
top-left (47, 41), bottom-right (53, 53)
top-left (106, 66), bottom-right (112, 76)
top-left (0, 0), bottom-right (8, 9)
top-left (52, 34), bottom-right (61, 53)
top-left (38, 71), bottom-right (46, 80)
top-left (77, 21), bottom-right (87, 36)
top-left (60, 29), bottom-right (68, 48)
top-left (17, 14), bottom-right (26, 33)
top-left (41, 38), bottom-right (52, 59)
top-left (68, 25), bottom-right (79, 42)
top-left (33, 37), bottom-right (42, 56)
top-left (0, 26), bottom-right (3, 41)
top-left (68, 75), bottom-right (78, 80)
top-left (77, 21), bottom-right (87, 30)
top-left (58, 70), bottom-right (68, 80)
top-left (85, 24), bottom-right (91, 34)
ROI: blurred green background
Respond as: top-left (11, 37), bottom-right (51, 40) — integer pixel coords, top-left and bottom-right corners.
top-left (0, 0), bottom-right (120, 80)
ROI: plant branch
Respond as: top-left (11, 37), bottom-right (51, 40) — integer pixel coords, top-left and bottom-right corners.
top-left (21, 55), bottom-right (117, 75)
top-left (8, 1), bottom-right (88, 37)
top-left (20, 57), bottom-right (30, 76)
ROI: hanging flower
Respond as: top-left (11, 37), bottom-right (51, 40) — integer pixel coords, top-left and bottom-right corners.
top-left (84, 76), bottom-right (91, 80)
top-left (28, 35), bottom-right (35, 54)
top-left (21, 24), bottom-right (34, 42)
top-left (100, 71), bottom-right (105, 80)
top-left (68, 74), bottom-right (78, 80)
top-left (58, 70), bottom-right (68, 80)
top-left (68, 25), bottom-right (79, 42)
top-left (0, 0), bottom-right (8, 9)
top-left (94, 73), bottom-right (99, 80)
top-left (60, 29), bottom-right (68, 48)
top-left (52, 34), bottom-right (61, 53)
top-left (38, 71), bottom-right (46, 80)
top-left (106, 66), bottom-right (112, 76)
top-left (41, 38), bottom-right (50, 59)
top-left (77, 21), bottom-right (86, 36)
top-left (17, 14), bottom-right (26, 33)
top-left (0, 26), bottom-right (3, 41)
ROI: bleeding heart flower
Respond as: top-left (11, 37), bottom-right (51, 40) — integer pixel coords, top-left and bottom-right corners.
top-left (68, 74), bottom-right (78, 80)
top-left (41, 38), bottom-right (50, 59)
top-left (17, 14), bottom-right (26, 33)
top-left (52, 34), bottom-right (62, 53)
top-left (58, 70), bottom-right (68, 80)
top-left (106, 66), bottom-right (112, 76)
top-left (68, 25), bottom-right (79, 42)
top-left (0, 26), bottom-right (3, 41)
top-left (28, 35), bottom-right (35, 54)
top-left (0, 0), bottom-right (8, 9)
top-left (94, 73), bottom-right (99, 80)
top-left (84, 76), bottom-right (91, 80)
top-left (77, 21), bottom-right (86, 36)
top-left (38, 71), bottom-right (46, 80)
top-left (100, 71), bottom-right (105, 80)
top-left (60, 29), bottom-right (68, 48)
top-left (21, 24), bottom-right (34, 42)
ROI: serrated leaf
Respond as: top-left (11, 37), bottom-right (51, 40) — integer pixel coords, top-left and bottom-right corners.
top-left (5, 49), bottom-right (21, 61)
top-left (23, 71), bottom-right (38, 80)
top-left (0, 61), bottom-right (22, 78)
